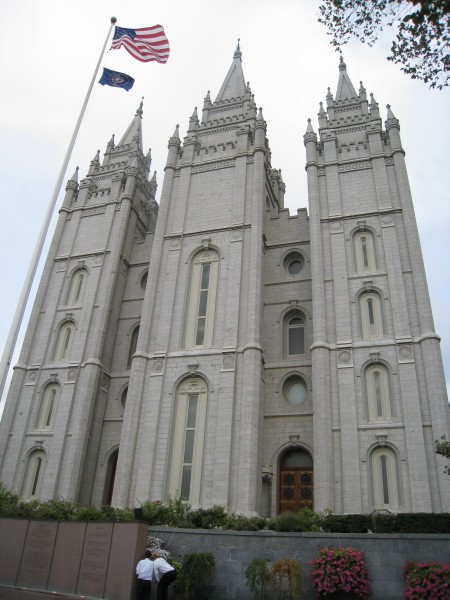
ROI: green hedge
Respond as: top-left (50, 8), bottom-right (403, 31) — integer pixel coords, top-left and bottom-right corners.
top-left (1, 483), bottom-right (449, 533)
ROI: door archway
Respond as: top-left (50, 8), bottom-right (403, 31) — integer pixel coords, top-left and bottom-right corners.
top-left (278, 448), bottom-right (313, 513)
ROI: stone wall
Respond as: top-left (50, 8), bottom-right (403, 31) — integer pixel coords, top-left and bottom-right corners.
top-left (0, 519), bottom-right (148, 600)
top-left (150, 526), bottom-right (450, 600)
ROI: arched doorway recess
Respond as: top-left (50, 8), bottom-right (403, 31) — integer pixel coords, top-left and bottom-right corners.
top-left (278, 448), bottom-right (313, 513)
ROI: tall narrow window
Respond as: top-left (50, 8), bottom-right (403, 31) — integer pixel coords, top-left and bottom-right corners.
top-left (35, 383), bottom-right (59, 430)
top-left (65, 268), bottom-right (87, 305)
top-left (127, 324), bottom-right (140, 368)
top-left (286, 313), bottom-right (306, 356)
top-left (184, 250), bottom-right (219, 348)
top-left (169, 378), bottom-right (208, 505)
top-left (359, 292), bottom-right (384, 339)
top-left (365, 364), bottom-right (393, 421)
top-left (371, 448), bottom-right (400, 511)
top-left (53, 321), bottom-right (75, 361)
top-left (354, 231), bottom-right (376, 273)
top-left (22, 450), bottom-right (46, 501)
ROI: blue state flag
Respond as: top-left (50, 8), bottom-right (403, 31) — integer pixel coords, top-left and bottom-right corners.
top-left (99, 67), bottom-right (135, 91)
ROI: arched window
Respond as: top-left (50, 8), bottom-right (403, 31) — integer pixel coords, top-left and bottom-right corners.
top-left (184, 250), bottom-right (219, 348)
top-left (22, 450), bottom-right (46, 500)
top-left (35, 383), bottom-right (59, 430)
top-left (65, 268), bottom-right (87, 305)
top-left (359, 292), bottom-right (384, 339)
top-left (365, 364), bottom-right (393, 422)
top-left (127, 324), bottom-right (140, 368)
top-left (371, 447), bottom-right (400, 511)
top-left (168, 378), bottom-right (208, 505)
top-left (354, 231), bottom-right (376, 273)
top-left (285, 312), bottom-right (306, 356)
top-left (53, 321), bottom-right (75, 361)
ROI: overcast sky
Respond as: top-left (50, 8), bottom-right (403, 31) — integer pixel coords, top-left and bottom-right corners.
top-left (0, 0), bottom-right (449, 417)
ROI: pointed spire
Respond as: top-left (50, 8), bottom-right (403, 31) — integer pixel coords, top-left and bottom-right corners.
top-left (319, 102), bottom-right (325, 115)
top-left (369, 92), bottom-right (380, 119)
top-left (203, 90), bottom-right (211, 108)
top-left (257, 107), bottom-right (264, 121)
top-left (117, 99), bottom-right (144, 151)
top-left (335, 55), bottom-right (358, 101)
top-left (189, 106), bottom-right (200, 132)
top-left (107, 134), bottom-right (115, 150)
top-left (306, 118), bottom-right (315, 134)
top-left (214, 41), bottom-right (246, 101)
top-left (386, 104), bottom-right (396, 120)
top-left (70, 166), bottom-right (79, 183)
top-left (145, 148), bottom-right (152, 170)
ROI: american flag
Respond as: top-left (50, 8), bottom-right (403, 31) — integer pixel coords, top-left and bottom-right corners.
top-left (110, 25), bottom-right (170, 64)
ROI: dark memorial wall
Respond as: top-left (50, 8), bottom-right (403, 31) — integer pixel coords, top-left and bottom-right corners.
top-left (0, 519), bottom-right (148, 600)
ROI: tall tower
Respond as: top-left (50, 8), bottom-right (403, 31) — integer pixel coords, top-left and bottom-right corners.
top-left (305, 57), bottom-right (450, 513)
top-left (113, 43), bottom-right (276, 515)
top-left (0, 104), bottom-right (158, 504)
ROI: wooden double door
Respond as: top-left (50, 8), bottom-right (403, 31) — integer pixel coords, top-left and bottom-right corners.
top-left (279, 468), bottom-right (314, 513)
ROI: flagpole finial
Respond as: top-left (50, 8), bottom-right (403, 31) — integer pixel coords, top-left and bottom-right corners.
top-left (111, 17), bottom-right (117, 24)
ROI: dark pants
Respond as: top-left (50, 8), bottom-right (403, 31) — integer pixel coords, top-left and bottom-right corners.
top-left (136, 578), bottom-right (152, 600)
top-left (157, 569), bottom-right (177, 600)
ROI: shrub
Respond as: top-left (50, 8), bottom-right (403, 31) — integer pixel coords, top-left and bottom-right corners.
top-left (320, 513), bottom-right (372, 533)
top-left (245, 558), bottom-right (272, 599)
top-left (0, 482), bottom-right (20, 514)
top-left (271, 558), bottom-right (303, 600)
top-left (174, 551), bottom-right (216, 600)
top-left (310, 546), bottom-right (371, 599)
top-left (404, 561), bottom-right (450, 599)
top-left (189, 505), bottom-right (228, 529)
top-left (225, 513), bottom-right (267, 531)
top-left (269, 508), bottom-right (319, 532)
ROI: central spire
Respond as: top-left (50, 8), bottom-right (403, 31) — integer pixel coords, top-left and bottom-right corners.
top-left (214, 41), bottom-right (246, 102)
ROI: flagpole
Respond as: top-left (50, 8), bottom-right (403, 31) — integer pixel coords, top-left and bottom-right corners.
top-left (0, 17), bottom-right (118, 405)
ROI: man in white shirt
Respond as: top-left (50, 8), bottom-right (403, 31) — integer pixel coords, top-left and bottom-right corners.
top-left (152, 552), bottom-right (177, 600)
top-left (135, 549), bottom-right (154, 600)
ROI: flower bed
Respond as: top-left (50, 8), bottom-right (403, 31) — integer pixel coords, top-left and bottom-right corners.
top-left (310, 546), bottom-right (371, 599)
top-left (404, 561), bottom-right (450, 599)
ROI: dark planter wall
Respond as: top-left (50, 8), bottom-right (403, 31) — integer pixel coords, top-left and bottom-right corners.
top-left (149, 527), bottom-right (450, 600)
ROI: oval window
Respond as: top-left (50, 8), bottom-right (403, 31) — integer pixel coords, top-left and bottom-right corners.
top-left (284, 252), bottom-right (304, 275)
top-left (283, 376), bottom-right (307, 407)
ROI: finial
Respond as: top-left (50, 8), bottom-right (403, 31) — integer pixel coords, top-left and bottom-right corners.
top-left (359, 81), bottom-right (366, 93)
top-left (136, 97), bottom-right (144, 116)
top-left (339, 54), bottom-right (346, 70)
top-left (111, 17), bottom-right (117, 24)
top-left (257, 107), bottom-right (264, 121)
top-left (319, 101), bottom-right (325, 115)
top-left (306, 118), bottom-right (314, 134)
top-left (234, 38), bottom-right (242, 59)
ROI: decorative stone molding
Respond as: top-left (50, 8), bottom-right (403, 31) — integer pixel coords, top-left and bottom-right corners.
top-left (188, 362), bottom-right (199, 375)
top-left (370, 351), bottom-right (380, 363)
top-left (376, 432), bottom-right (387, 447)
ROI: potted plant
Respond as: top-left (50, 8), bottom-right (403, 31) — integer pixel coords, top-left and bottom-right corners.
top-left (271, 557), bottom-right (303, 600)
top-left (309, 546), bottom-right (371, 599)
top-left (245, 558), bottom-right (272, 599)
top-left (404, 561), bottom-right (450, 599)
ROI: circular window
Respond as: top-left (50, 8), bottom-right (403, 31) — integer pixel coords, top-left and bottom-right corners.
top-left (283, 376), bottom-right (307, 407)
top-left (284, 252), bottom-right (304, 275)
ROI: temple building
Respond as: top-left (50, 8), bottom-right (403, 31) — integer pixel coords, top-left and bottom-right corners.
top-left (1, 47), bottom-right (449, 515)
